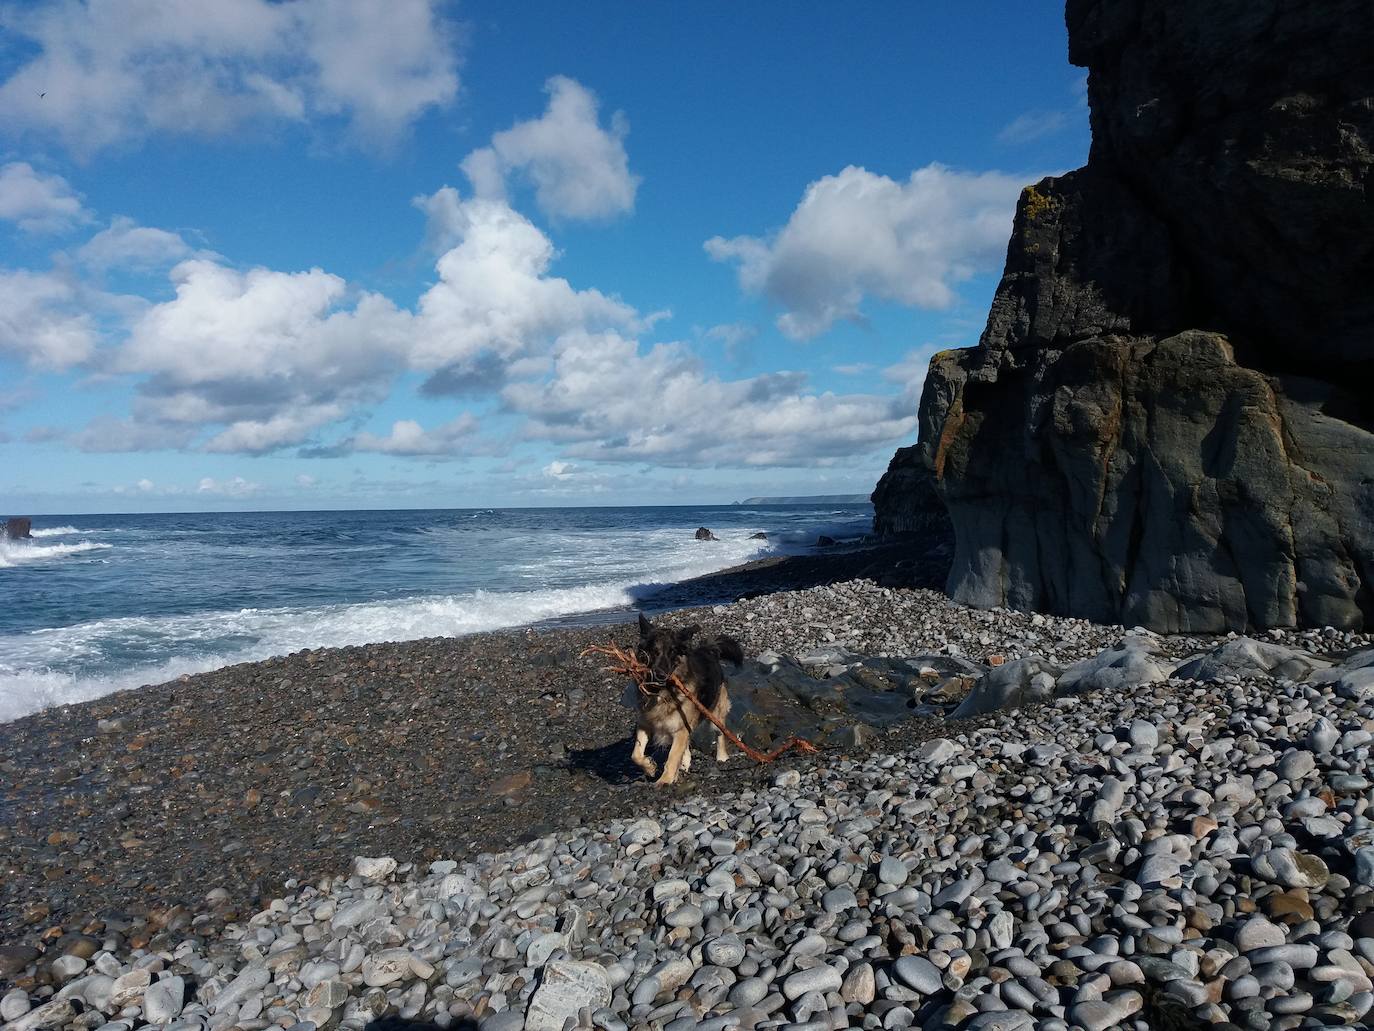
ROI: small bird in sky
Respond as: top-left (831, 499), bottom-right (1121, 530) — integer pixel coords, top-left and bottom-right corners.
top-left (37, 92), bottom-right (45, 98)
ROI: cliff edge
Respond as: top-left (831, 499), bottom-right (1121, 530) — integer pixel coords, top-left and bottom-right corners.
top-left (876, 0), bottom-right (1374, 632)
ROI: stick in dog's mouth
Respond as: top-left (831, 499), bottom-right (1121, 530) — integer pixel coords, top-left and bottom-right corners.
top-left (581, 641), bottom-right (820, 764)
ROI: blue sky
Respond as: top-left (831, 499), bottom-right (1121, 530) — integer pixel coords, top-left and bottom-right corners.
top-left (0, 1), bottom-right (1088, 513)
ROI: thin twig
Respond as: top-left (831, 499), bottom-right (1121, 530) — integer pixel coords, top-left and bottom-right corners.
top-left (581, 642), bottom-right (820, 764)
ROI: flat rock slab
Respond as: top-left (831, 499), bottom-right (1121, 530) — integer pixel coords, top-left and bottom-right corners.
top-left (525, 960), bottom-right (611, 1031)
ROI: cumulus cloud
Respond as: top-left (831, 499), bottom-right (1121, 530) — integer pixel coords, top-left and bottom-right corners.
top-left (0, 162), bottom-right (90, 232)
top-left (460, 76), bottom-right (639, 221)
top-left (0, 0), bottom-right (458, 154)
top-left (117, 257), bottom-right (412, 452)
top-left (706, 163), bottom-right (1030, 339)
top-left (201, 405), bottom-right (348, 454)
top-left (0, 268), bottom-right (99, 369)
top-left (503, 331), bottom-right (918, 467)
top-left (2, 158), bottom-right (929, 471)
top-left (25, 186), bottom-right (644, 457)
top-left (542, 459), bottom-right (574, 480)
top-left (77, 216), bottom-right (195, 269)
top-left (411, 189), bottom-right (642, 384)
top-left (351, 415), bottom-right (479, 458)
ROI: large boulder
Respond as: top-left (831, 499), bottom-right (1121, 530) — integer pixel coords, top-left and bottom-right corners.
top-left (1172, 637), bottom-right (1332, 683)
top-left (1057, 635), bottom-right (1171, 695)
top-left (877, 0), bottom-right (1374, 632)
top-left (4, 517), bottom-right (32, 539)
top-left (951, 657), bottom-right (1061, 719)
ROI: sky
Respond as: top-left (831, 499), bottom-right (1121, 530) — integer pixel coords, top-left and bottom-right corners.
top-left (0, 1), bottom-right (1089, 514)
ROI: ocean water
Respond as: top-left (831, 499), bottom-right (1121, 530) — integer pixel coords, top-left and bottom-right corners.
top-left (0, 504), bottom-right (872, 722)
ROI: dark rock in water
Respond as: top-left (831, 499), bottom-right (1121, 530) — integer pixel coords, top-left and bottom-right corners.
top-left (816, 535), bottom-right (837, 547)
top-left (4, 517), bottom-right (32, 539)
top-left (694, 527), bottom-right (719, 541)
top-left (877, 0), bottom-right (1374, 632)
top-left (748, 532), bottom-right (768, 540)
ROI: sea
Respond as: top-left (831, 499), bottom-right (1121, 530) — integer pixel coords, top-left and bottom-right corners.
top-left (0, 503), bottom-right (873, 723)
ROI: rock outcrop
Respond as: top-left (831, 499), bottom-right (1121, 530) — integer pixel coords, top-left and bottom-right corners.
top-left (878, 0), bottom-right (1374, 632)
top-left (871, 446), bottom-right (953, 540)
top-left (4, 517), bottom-right (32, 540)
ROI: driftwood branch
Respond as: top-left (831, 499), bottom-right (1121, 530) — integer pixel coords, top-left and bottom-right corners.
top-left (581, 642), bottom-right (819, 764)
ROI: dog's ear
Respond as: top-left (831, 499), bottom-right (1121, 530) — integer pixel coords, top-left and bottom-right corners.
top-left (638, 612), bottom-right (652, 637)
top-left (677, 624), bottom-right (700, 643)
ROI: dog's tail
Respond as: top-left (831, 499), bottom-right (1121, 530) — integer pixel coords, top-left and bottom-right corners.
top-left (714, 634), bottom-right (746, 667)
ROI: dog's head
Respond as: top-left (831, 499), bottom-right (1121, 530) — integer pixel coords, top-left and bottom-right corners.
top-left (636, 612), bottom-right (698, 690)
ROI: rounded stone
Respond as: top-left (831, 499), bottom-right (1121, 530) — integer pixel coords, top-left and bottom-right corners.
top-left (783, 965), bottom-right (842, 1000)
top-left (878, 857), bottom-right (909, 886)
top-left (893, 956), bottom-right (943, 995)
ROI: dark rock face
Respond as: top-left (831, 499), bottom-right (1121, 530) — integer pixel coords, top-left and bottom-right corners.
top-left (694, 527), bottom-right (719, 541)
top-left (879, 0), bottom-right (1374, 632)
top-left (871, 446), bottom-right (953, 540)
top-left (4, 517), bottom-right (32, 540)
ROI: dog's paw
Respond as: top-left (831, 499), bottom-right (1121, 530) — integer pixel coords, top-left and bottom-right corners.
top-left (640, 760), bottom-right (658, 779)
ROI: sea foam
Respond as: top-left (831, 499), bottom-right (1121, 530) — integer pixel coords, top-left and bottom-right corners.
top-left (0, 538), bottom-right (113, 568)
top-left (0, 534), bottom-right (765, 722)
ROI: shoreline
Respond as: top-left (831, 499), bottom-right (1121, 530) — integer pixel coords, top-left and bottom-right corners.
top-left (0, 532), bottom-right (925, 726)
top-left (0, 537), bottom-right (946, 943)
top-left (3, 547), bottom-right (1373, 1031)
top-left (3, 527), bottom-right (1368, 946)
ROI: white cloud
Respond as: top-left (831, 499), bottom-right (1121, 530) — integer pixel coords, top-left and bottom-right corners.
top-left (296, 474), bottom-right (317, 488)
top-left (201, 404), bottom-right (348, 454)
top-left (0, 268), bottom-right (99, 369)
top-left (77, 216), bottom-right (194, 269)
top-left (118, 257), bottom-right (412, 453)
top-left (0, 0), bottom-right (458, 155)
top-left (543, 459), bottom-right (574, 480)
top-left (833, 363), bottom-right (873, 376)
top-left (504, 331), bottom-right (918, 468)
top-left (351, 415), bottom-right (479, 458)
top-left (460, 76), bottom-right (638, 221)
top-left (196, 475), bottom-right (262, 496)
top-left (41, 186), bottom-right (642, 457)
top-left (136, 477), bottom-right (154, 491)
top-left (411, 189), bottom-right (642, 388)
top-left (706, 163), bottom-right (1029, 339)
top-left (0, 162), bottom-right (90, 232)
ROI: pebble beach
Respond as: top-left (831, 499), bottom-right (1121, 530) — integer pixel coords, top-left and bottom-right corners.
top-left (4, 546), bottom-right (1374, 1031)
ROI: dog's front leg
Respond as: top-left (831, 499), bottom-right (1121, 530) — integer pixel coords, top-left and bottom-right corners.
top-left (631, 727), bottom-right (657, 779)
top-left (657, 728), bottom-right (690, 785)
top-left (716, 728), bottom-right (730, 762)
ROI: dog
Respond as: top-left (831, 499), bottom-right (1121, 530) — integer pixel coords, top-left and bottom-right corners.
top-left (631, 612), bottom-right (744, 785)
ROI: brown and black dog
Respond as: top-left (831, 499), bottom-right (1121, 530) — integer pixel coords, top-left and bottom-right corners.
top-left (631, 613), bottom-right (745, 785)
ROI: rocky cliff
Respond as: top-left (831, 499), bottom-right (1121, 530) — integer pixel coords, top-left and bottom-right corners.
top-left (875, 0), bottom-right (1374, 632)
